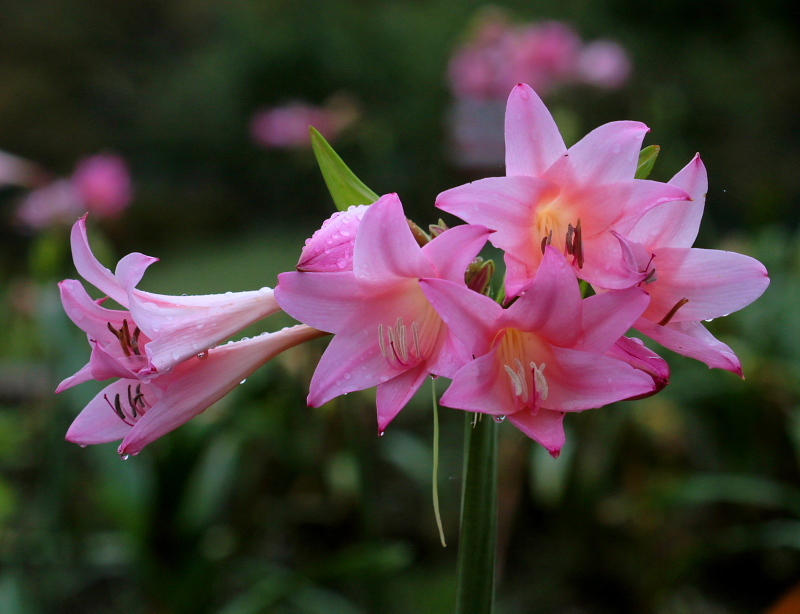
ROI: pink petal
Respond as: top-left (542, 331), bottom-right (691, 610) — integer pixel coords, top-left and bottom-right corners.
top-left (376, 364), bottom-right (429, 432)
top-left (627, 154), bottom-right (707, 249)
top-left (507, 408), bottom-right (566, 457)
top-left (89, 342), bottom-right (146, 381)
top-left (440, 348), bottom-right (516, 416)
top-left (606, 336), bottom-right (670, 393)
top-left (427, 330), bottom-right (472, 379)
top-left (422, 223), bottom-right (492, 283)
top-left (56, 362), bottom-right (95, 393)
top-left (577, 288), bottom-right (650, 353)
top-left (635, 318), bottom-right (742, 375)
top-left (419, 278), bottom-right (501, 357)
top-left (65, 379), bottom-right (136, 445)
top-left (435, 175), bottom-right (557, 260)
top-left (642, 247), bottom-right (769, 323)
top-left (119, 326), bottom-right (323, 455)
top-left (276, 271), bottom-right (363, 334)
top-left (505, 247), bottom-right (582, 346)
top-left (115, 252), bottom-right (159, 291)
top-left (543, 346), bottom-right (657, 411)
top-left (130, 287), bottom-right (280, 374)
top-left (545, 121), bottom-right (649, 185)
top-left (70, 216), bottom-right (129, 307)
top-left (353, 193), bottom-right (431, 284)
top-left (59, 279), bottom-right (129, 337)
top-left (296, 205), bottom-right (368, 272)
top-left (504, 83), bottom-right (566, 177)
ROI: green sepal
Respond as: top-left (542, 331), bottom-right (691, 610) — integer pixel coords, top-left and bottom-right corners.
top-left (310, 127), bottom-right (379, 212)
top-left (635, 145), bottom-right (660, 180)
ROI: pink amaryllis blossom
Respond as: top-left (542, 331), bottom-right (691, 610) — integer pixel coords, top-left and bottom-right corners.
top-left (420, 247), bottom-right (660, 457)
top-left (437, 83), bottom-right (690, 296)
top-left (608, 155), bottom-right (769, 374)
top-left (296, 205), bottom-right (369, 272)
top-left (66, 325), bottom-right (325, 455)
top-left (57, 216), bottom-right (280, 391)
top-left (276, 193), bottom-right (492, 432)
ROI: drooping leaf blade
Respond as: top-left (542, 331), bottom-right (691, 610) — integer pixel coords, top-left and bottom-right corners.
top-left (310, 127), bottom-right (379, 212)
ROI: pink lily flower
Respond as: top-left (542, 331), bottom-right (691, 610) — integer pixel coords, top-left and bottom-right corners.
top-left (609, 155), bottom-right (770, 374)
top-left (57, 216), bottom-right (280, 390)
top-left (276, 193), bottom-right (492, 431)
top-left (72, 153), bottom-right (133, 219)
top-left (436, 83), bottom-right (690, 296)
top-left (66, 325), bottom-right (325, 455)
top-left (296, 205), bottom-right (369, 272)
top-left (420, 247), bottom-right (659, 457)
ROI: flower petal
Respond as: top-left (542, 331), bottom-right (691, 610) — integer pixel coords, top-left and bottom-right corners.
top-left (577, 288), bottom-right (650, 353)
top-left (606, 335), bottom-right (670, 394)
top-left (635, 318), bottom-right (742, 375)
top-left (297, 205), bottom-right (368, 272)
top-left (543, 346), bottom-right (657, 411)
top-left (507, 408), bottom-right (566, 457)
top-left (115, 252), bottom-right (159, 291)
top-left (276, 271), bottom-right (364, 334)
top-left (440, 347), bottom-right (516, 416)
top-left (504, 83), bottom-right (566, 177)
top-left (422, 223), bottom-right (492, 283)
top-left (70, 216), bottom-right (129, 306)
top-left (56, 362), bottom-right (95, 394)
top-left (118, 326), bottom-right (323, 455)
top-left (59, 279), bottom-right (129, 337)
top-left (376, 364), bottom-right (429, 432)
top-left (65, 379), bottom-right (136, 445)
top-left (353, 193), bottom-right (431, 284)
top-left (642, 247), bottom-right (770, 323)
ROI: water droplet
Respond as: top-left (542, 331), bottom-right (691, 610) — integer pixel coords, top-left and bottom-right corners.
top-left (197, 350), bottom-right (209, 360)
top-left (336, 258), bottom-right (347, 269)
top-left (493, 415), bottom-right (506, 423)
top-left (120, 454), bottom-right (130, 460)
top-left (240, 379), bottom-right (247, 385)
top-left (79, 444), bottom-right (86, 448)
top-left (704, 319), bottom-right (713, 322)
top-left (379, 431), bottom-right (385, 437)
top-left (343, 372), bottom-right (351, 380)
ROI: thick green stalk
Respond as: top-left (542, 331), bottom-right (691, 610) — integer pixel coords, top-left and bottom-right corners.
top-left (455, 414), bottom-right (498, 614)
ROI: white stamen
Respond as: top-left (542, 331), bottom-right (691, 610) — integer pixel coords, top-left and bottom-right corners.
top-left (531, 362), bottom-right (549, 400)
top-left (378, 323), bottom-right (388, 358)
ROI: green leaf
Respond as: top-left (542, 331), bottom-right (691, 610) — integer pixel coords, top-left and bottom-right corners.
top-left (635, 145), bottom-right (660, 180)
top-left (310, 127), bottom-right (379, 212)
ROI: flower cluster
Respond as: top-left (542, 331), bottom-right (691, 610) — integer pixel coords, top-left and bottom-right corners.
top-left (59, 84), bottom-right (768, 459)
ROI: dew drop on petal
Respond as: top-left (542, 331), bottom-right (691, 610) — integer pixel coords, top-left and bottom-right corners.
top-left (240, 379), bottom-right (247, 385)
top-left (120, 454), bottom-right (130, 460)
top-left (493, 415), bottom-right (506, 423)
top-left (379, 431), bottom-right (385, 437)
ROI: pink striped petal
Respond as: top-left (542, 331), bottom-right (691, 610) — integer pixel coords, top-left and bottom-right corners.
top-left (56, 362), bottom-right (95, 394)
top-left (276, 271), bottom-right (363, 334)
top-left (376, 364), bottom-right (429, 432)
top-left (504, 83), bottom-right (566, 177)
top-left (65, 379), bottom-right (138, 445)
top-left (440, 347), bottom-right (516, 416)
top-left (606, 336), bottom-right (670, 394)
top-left (422, 223), bottom-right (492, 283)
top-left (115, 252), bottom-right (159, 291)
top-left (508, 408), bottom-right (566, 458)
top-left (59, 279), bottom-right (129, 337)
top-left (70, 216), bottom-right (129, 307)
top-left (577, 288), bottom-right (649, 353)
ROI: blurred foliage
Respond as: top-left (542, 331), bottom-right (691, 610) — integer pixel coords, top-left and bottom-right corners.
top-left (1, 0), bottom-right (799, 612)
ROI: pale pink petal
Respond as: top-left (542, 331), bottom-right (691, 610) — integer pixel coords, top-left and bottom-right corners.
top-left (56, 362), bottom-right (95, 393)
top-left (419, 278), bottom-right (501, 357)
top-left (545, 121), bottom-right (649, 185)
top-left (427, 331), bottom-right (472, 379)
top-left (89, 342), bottom-right (146, 381)
top-left (376, 364), bottom-right (429, 431)
top-left (577, 288), bottom-right (649, 353)
top-left (119, 326), bottom-right (323, 455)
top-left (297, 205), bottom-right (368, 272)
top-left (70, 216), bottom-right (129, 307)
top-left (276, 271), bottom-right (364, 333)
top-left (507, 408), bottom-right (565, 457)
top-left (130, 287), bottom-right (280, 374)
top-left (606, 336), bottom-right (670, 393)
top-left (504, 83), bottom-right (566, 177)
top-left (505, 246), bottom-right (581, 345)
top-left (627, 154), bottom-right (707, 249)
top-left (59, 279), bottom-right (129, 336)
top-left (115, 252), bottom-right (159, 291)
top-left (642, 247), bottom-right (769, 323)
top-left (609, 179), bottom-right (691, 235)
top-left (65, 379), bottom-right (136, 445)
top-left (421, 223), bottom-right (492, 283)
top-left (440, 348), bottom-right (515, 416)
top-left (353, 193), bottom-right (431, 284)
top-left (435, 175), bottom-right (557, 259)
top-left (543, 346), bottom-right (656, 411)
top-left (307, 329), bottom-right (403, 408)
top-left (635, 318), bottom-right (742, 375)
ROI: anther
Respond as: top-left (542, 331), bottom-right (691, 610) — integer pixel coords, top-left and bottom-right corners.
top-left (658, 297), bottom-right (689, 326)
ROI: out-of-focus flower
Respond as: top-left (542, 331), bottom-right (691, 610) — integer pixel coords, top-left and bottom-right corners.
top-left (609, 155), bottom-right (770, 373)
top-left (0, 149), bottom-right (45, 188)
top-left (15, 152), bottom-right (133, 230)
top-left (276, 193), bottom-right (491, 431)
top-left (420, 247), bottom-right (658, 457)
top-left (72, 154), bottom-right (132, 219)
top-left (57, 217), bottom-right (281, 392)
top-left (251, 94), bottom-right (359, 149)
top-left (66, 325), bottom-right (325, 456)
top-left (576, 40), bottom-right (631, 89)
top-left (438, 83), bottom-right (689, 296)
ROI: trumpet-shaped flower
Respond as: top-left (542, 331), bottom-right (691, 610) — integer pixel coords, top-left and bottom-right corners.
top-left (609, 155), bottom-right (769, 373)
top-left (420, 247), bottom-right (659, 456)
top-left (437, 83), bottom-right (690, 296)
top-left (276, 193), bottom-right (492, 431)
top-left (66, 325), bottom-right (325, 455)
top-left (57, 216), bottom-right (280, 390)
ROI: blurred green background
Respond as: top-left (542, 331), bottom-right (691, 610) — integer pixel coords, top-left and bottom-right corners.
top-left (1, 0), bottom-right (799, 612)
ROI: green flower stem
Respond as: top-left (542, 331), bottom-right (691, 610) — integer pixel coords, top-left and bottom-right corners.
top-left (455, 414), bottom-right (498, 614)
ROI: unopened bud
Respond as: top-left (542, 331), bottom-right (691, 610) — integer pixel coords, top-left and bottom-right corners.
top-left (465, 257), bottom-right (495, 295)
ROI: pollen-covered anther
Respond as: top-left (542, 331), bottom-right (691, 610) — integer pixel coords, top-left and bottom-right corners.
top-left (658, 297), bottom-right (689, 326)
top-left (107, 319), bottom-right (143, 357)
top-left (105, 384), bottom-right (150, 426)
top-left (564, 219), bottom-right (584, 268)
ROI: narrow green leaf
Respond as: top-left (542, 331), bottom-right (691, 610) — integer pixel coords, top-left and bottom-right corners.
top-left (635, 145), bottom-right (660, 179)
top-left (310, 127), bottom-right (379, 212)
